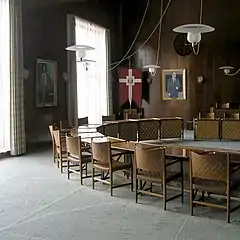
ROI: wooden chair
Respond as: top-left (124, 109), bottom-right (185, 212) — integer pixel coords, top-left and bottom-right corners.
top-left (135, 143), bottom-right (184, 210)
top-left (78, 117), bottom-right (88, 126)
top-left (102, 114), bottom-right (116, 122)
top-left (52, 129), bottom-right (67, 173)
top-left (189, 151), bottom-right (240, 222)
top-left (66, 135), bottom-right (92, 185)
top-left (91, 140), bottom-right (133, 196)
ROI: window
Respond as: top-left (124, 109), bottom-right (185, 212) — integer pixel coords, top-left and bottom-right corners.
top-left (0, 0), bottom-right (10, 153)
top-left (75, 17), bottom-right (109, 124)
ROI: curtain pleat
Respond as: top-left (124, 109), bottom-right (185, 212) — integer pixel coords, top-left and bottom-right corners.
top-left (9, 0), bottom-right (26, 156)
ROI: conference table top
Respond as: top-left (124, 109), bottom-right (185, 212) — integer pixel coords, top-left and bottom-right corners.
top-left (75, 126), bottom-right (240, 163)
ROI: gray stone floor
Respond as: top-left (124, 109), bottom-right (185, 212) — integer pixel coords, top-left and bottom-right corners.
top-left (0, 148), bottom-right (240, 240)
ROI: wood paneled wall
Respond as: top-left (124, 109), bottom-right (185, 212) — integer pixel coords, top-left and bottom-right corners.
top-left (121, 0), bottom-right (240, 120)
top-left (22, 0), bottom-right (121, 142)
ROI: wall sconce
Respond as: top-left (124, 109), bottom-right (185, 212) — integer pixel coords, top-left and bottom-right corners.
top-left (197, 75), bottom-right (204, 84)
top-left (23, 68), bottom-right (29, 79)
top-left (63, 72), bottom-right (68, 81)
top-left (143, 64), bottom-right (160, 77)
top-left (219, 66), bottom-right (240, 76)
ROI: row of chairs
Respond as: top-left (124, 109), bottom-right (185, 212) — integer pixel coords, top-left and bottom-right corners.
top-left (49, 123), bottom-right (240, 223)
top-left (199, 112), bottom-right (240, 120)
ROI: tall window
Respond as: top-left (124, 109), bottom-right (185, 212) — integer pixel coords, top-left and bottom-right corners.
top-left (0, 0), bottom-right (10, 153)
top-left (75, 17), bottom-right (109, 124)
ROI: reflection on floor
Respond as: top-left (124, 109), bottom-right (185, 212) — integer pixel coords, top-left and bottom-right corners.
top-left (0, 148), bottom-right (240, 240)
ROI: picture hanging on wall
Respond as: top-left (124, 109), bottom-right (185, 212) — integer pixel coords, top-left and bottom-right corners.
top-left (36, 59), bottom-right (57, 107)
top-left (162, 69), bottom-right (187, 100)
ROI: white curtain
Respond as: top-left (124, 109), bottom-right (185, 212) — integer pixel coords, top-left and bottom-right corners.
top-left (9, 0), bottom-right (26, 155)
top-left (75, 17), bottom-right (108, 124)
top-left (0, 0), bottom-right (10, 153)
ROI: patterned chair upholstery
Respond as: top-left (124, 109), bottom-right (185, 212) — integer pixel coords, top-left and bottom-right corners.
top-left (221, 120), bottom-right (240, 141)
top-left (194, 119), bottom-right (220, 140)
top-left (160, 118), bottom-right (183, 139)
top-left (104, 122), bottom-right (119, 138)
top-left (118, 121), bottom-right (138, 141)
top-left (138, 119), bottom-right (159, 141)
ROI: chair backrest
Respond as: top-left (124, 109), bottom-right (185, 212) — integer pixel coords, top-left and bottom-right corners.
top-left (230, 113), bottom-right (239, 120)
top-left (135, 143), bottom-right (165, 174)
top-left (138, 120), bottom-right (159, 141)
top-left (118, 121), bottom-right (138, 141)
top-left (190, 151), bottom-right (229, 182)
top-left (53, 129), bottom-right (61, 148)
top-left (66, 136), bottom-right (81, 157)
top-left (91, 141), bottom-right (111, 166)
top-left (102, 114), bottom-right (116, 122)
top-left (126, 113), bottom-right (141, 120)
top-left (78, 117), bottom-right (88, 126)
top-left (123, 109), bottom-right (137, 119)
top-left (49, 125), bottom-right (54, 142)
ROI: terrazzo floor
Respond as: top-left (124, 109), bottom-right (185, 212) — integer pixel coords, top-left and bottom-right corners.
top-left (0, 144), bottom-right (240, 239)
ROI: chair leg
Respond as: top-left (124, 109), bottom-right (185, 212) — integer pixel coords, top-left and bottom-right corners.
top-left (163, 178), bottom-right (167, 211)
top-left (180, 161), bottom-right (184, 203)
top-left (67, 160), bottom-right (70, 180)
top-left (227, 188), bottom-right (231, 223)
top-left (190, 189), bottom-right (194, 216)
top-left (130, 167), bottom-right (133, 192)
top-left (80, 162), bottom-right (83, 185)
top-left (60, 156), bottom-right (63, 173)
top-left (110, 171), bottom-right (113, 196)
top-left (135, 178), bottom-right (138, 203)
top-left (92, 167), bottom-right (95, 190)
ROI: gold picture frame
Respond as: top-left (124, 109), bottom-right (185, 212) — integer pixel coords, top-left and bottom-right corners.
top-left (162, 69), bottom-right (186, 100)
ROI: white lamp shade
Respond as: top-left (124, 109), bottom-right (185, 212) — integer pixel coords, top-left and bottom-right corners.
top-left (187, 32), bottom-right (201, 44)
top-left (66, 44), bottom-right (95, 51)
top-left (77, 50), bottom-right (86, 59)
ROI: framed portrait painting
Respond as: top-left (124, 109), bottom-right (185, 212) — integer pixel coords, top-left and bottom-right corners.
top-left (36, 59), bottom-right (57, 107)
top-left (162, 69), bottom-right (187, 100)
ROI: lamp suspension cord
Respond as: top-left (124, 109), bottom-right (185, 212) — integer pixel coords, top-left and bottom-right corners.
top-left (110, 0), bottom-right (150, 67)
top-left (227, 68), bottom-right (240, 76)
top-left (156, 0), bottom-right (164, 66)
top-left (193, 0), bottom-right (203, 55)
top-left (110, 0), bottom-right (172, 71)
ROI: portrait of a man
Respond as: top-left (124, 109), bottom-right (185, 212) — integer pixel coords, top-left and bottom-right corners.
top-left (36, 59), bottom-right (57, 107)
top-left (162, 69), bottom-right (186, 100)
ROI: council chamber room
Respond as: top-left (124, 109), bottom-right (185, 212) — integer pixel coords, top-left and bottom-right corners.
top-left (1, 0), bottom-right (240, 239)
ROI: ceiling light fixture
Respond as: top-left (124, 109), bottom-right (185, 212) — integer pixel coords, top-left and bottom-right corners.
top-left (219, 66), bottom-right (240, 76)
top-left (143, 64), bottom-right (160, 77)
top-left (66, 44), bottom-right (96, 70)
top-left (173, 0), bottom-right (215, 55)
